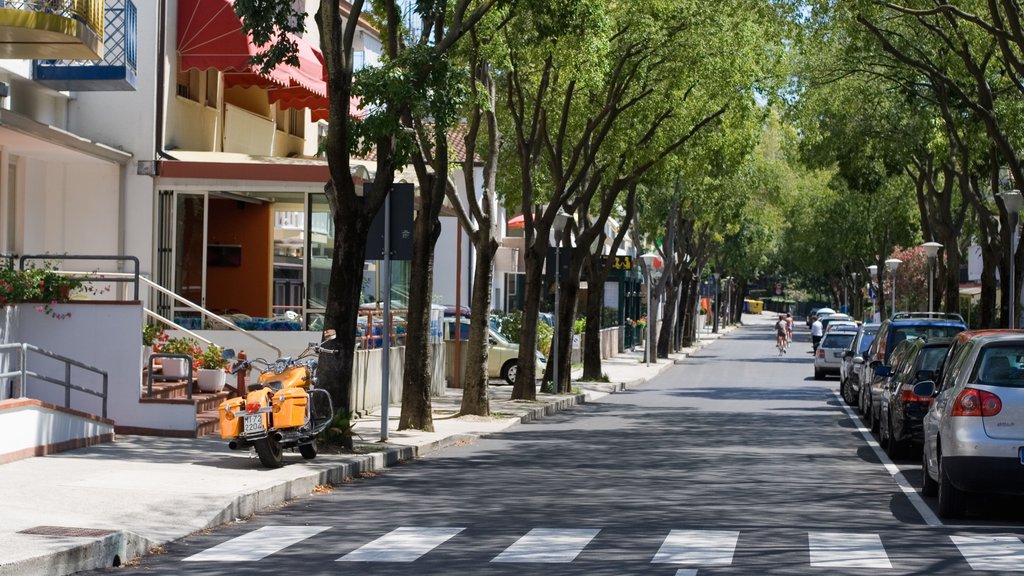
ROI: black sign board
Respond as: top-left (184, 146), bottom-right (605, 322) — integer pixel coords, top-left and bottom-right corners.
top-left (546, 246), bottom-right (572, 283)
top-left (365, 183), bottom-right (414, 261)
top-left (602, 255), bottom-right (634, 271)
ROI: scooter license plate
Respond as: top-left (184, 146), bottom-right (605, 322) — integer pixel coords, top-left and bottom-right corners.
top-left (243, 414), bottom-right (264, 435)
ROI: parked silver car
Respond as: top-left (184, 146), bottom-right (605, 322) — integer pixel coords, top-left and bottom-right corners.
top-left (814, 325), bottom-right (858, 380)
top-left (916, 331), bottom-right (1024, 518)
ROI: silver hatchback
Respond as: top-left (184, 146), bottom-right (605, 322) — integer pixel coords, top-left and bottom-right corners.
top-left (814, 325), bottom-right (858, 380)
top-left (916, 331), bottom-right (1024, 518)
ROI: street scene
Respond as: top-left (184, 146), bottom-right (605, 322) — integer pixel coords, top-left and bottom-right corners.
top-left (2, 315), bottom-right (995, 575)
top-left (5, 0), bottom-right (1024, 574)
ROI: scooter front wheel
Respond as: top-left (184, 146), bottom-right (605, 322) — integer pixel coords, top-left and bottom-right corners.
top-left (254, 436), bottom-right (284, 468)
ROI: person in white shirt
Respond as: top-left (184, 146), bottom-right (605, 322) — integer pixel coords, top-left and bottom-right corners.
top-left (811, 315), bottom-right (824, 351)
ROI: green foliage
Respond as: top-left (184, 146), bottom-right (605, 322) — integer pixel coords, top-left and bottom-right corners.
top-left (231, 0), bottom-right (305, 76)
top-left (536, 321), bottom-right (553, 357)
top-left (573, 317), bottom-right (586, 335)
top-left (601, 307), bottom-right (618, 328)
top-left (0, 265), bottom-right (83, 305)
top-left (142, 324), bottom-right (164, 346)
top-left (158, 337), bottom-right (202, 358)
top-left (195, 344), bottom-right (230, 371)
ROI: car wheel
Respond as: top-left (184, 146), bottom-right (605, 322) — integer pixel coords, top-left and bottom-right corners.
top-left (921, 446), bottom-right (938, 497)
top-left (884, 415), bottom-right (904, 459)
top-left (858, 386), bottom-right (868, 416)
top-left (937, 455), bottom-right (967, 518)
top-left (870, 403), bottom-right (880, 434)
top-left (501, 360), bottom-right (517, 385)
top-left (839, 378), bottom-right (848, 402)
top-left (814, 368), bottom-right (824, 381)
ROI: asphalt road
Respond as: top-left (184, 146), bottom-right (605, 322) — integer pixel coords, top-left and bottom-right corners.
top-left (91, 322), bottom-right (1024, 575)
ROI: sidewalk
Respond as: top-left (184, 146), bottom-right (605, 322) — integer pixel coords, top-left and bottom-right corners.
top-left (0, 322), bottom-right (745, 576)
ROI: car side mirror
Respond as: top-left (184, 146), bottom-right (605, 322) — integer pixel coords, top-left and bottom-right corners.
top-left (874, 365), bottom-right (891, 378)
top-left (913, 380), bottom-right (936, 397)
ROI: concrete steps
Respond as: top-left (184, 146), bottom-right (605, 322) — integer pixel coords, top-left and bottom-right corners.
top-left (135, 365), bottom-right (238, 438)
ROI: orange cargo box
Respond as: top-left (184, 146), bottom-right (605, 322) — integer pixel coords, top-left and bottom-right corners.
top-left (272, 387), bottom-right (308, 429)
top-left (219, 397), bottom-right (244, 439)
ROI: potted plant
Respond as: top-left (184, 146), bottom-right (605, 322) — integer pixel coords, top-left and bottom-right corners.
top-left (194, 344), bottom-right (229, 393)
top-left (142, 324), bottom-right (164, 368)
top-left (156, 336), bottom-right (201, 379)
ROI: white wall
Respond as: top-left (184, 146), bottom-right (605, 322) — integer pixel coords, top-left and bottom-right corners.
top-left (0, 402), bottom-right (114, 461)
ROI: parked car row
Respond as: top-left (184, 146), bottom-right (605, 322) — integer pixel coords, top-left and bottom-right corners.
top-left (838, 312), bottom-right (1024, 518)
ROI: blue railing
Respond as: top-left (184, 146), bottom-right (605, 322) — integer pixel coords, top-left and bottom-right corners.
top-left (32, 0), bottom-right (137, 90)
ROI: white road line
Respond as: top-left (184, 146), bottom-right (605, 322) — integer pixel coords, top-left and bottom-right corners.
top-left (491, 528), bottom-right (600, 563)
top-left (674, 570), bottom-right (699, 576)
top-left (337, 526), bottom-right (464, 562)
top-left (952, 535), bottom-right (1024, 571)
top-left (832, 390), bottom-right (943, 527)
top-left (808, 532), bottom-right (891, 568)
top-left (182, 525), bottom-right (330, 562)
top-left (651, 529), bottom-right (739, 565)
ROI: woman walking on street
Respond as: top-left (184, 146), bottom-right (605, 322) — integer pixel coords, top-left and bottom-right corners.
top-left (775, 314), bottom-right (789, 354)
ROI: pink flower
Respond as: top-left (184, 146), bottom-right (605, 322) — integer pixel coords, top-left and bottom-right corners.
top-left (35, 306), bottom-right (44, 313)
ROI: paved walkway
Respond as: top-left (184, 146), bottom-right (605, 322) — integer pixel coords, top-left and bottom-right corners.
top-left (0, 318), bottom-right (756, 576)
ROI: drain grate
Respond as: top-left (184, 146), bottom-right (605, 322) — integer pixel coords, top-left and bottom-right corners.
top-left (18, 526), bottom-right (115, 538)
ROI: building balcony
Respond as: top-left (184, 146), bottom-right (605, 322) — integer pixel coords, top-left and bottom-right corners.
top-left (0, 0), bottom-right (104, 60)
top-left (32, 0), bottom-right (135, 91)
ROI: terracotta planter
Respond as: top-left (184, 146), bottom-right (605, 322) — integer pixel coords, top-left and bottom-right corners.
top-left (197, 368), bottom-right (227, 393)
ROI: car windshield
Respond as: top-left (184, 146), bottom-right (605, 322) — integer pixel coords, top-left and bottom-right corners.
top-left (972, 345), bottom-right (1024, 387)
top-left (893, 325), bottom-right (963, 344)
top-left (822, 334), bottom-right (855, 349)
top-left (917, 346), bottom-right (947, 371)
top-left (858, 333), bottom-right (876, 354)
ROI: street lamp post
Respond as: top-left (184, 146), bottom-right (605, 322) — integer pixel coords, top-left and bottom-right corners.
top-left (922, 242), bottom-right (943, 314)
top-left (886, 258), bottom-right (902, 317)
top-left (641, 252), bottom-right (659, 367)
top-left (712, 272), bottom-right (721, 333)
top-left (551, 212), bottom-right (571, 394)
top-left (850, 272), bottom-right (858, 318)
top-left (999, 190), bottom-right (1023, 328)
top-left (867, 265), bottom-right (878, 322)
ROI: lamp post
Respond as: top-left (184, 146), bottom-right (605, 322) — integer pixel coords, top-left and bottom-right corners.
top-left (921, 242), bottom-right (943, 314)
top-left (999, 190), bottom-right (1023, 328)
top-left (850, 272), bottom-right (858, 318)
top-left (885, 258), bottom-right (902, 317)
top-left (867, 265), bottom-right (878, 322)
top-left (551, 211), bottom-right (571, 393)
top-left (641, 252), bottom-right (659, 366)
top-left (711, 273), bottom-right (721, 333)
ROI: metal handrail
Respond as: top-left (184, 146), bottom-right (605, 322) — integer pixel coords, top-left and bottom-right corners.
top-left (49, 270), bottom-right (282, 358)
top-left (19, 254), bottom-right (140, 301)
top-left (0, 342), bottom-right (108, 418)
top-left (146, 353), bottom-right (193, 400)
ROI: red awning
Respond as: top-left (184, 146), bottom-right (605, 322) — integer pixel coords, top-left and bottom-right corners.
top-left (507, 214), bottom-right (525, 229)
top-left (178, 0), bottom-right (326, 102)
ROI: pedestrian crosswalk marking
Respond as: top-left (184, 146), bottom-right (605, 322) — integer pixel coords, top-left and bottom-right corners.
top-left (491, 528), bottom-right (600, 563)
top-left (337, 526), bottom-right (464, 562)
top-left (951, 535), bottom-right (1024, 571)
top-left (182, 525), bottom-right (330, 562)
top-left (808, 532), bottom-right (891, 568)
top-left (651, 529), bottom-right (739, 565)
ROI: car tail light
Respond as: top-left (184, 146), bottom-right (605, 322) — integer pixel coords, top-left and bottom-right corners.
top-left (246, 402), bottom-right (261, 414)
top-left (951, 388), bottom-right (1002, 417)
top-left (900, 389), bottom-right (931, 403)
top-left (816, 348), bottom-right (825, 359)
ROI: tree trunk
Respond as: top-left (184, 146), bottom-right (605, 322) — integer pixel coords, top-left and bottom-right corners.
top-left (460, 239), bottom-right (497, 416)
top-left (512, 248), bottom-right (545, 400)
top-left (657, 275), bottom-right (679, 358)
top-left (398, 207), bottom-right (440, 431)
top-left (582, 262), bottom-right (606, 381)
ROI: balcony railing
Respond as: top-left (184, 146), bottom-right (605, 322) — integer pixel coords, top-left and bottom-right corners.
top-left (0, 0), bottom-right (105, 59)
top-left (32, 0), bottom-right (135, 91)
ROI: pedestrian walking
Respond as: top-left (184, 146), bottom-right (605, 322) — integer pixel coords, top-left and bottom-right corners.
top-left (810, 314), bottom-right (823, 351)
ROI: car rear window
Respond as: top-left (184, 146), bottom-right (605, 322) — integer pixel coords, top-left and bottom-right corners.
top-left (893, 325), bottom-right (963, 345)
top-left (822, 334), bottom-right (855, 349)
top-left (972, 345), bottom-right (1024, 388)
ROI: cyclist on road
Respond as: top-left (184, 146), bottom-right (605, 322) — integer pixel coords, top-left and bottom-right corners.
top-left (775, 314), bottom-right (788, 354)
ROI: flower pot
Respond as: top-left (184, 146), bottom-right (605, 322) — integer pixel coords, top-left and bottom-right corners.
top-left (197, 368), bottom-right (227, 393)
top-left (142, 345), bottom-right (153, 369)
top-left (161, 357), bottom-right (190, 379)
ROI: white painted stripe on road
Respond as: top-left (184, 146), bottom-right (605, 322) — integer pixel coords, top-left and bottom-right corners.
top-left (337, 526), bottom-right (464, 562)
top-left (808, 532), bottom-right (891, 568)
top-left (183, 525), bottom-right (329, 562)
top-left (674, 570), bottom-right (698, 576)
top-left (491, 528), bottom-right (600, 563)
top-left (832, 390), bottom-right (943, 527)
top-left (952, 535), bottom-right (1024, 571)
top-left (651, 529), bottom-right (739, 565)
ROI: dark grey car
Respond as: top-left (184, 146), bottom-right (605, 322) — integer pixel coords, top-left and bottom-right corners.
top-left (840, 324), bottom-right (878, 407)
